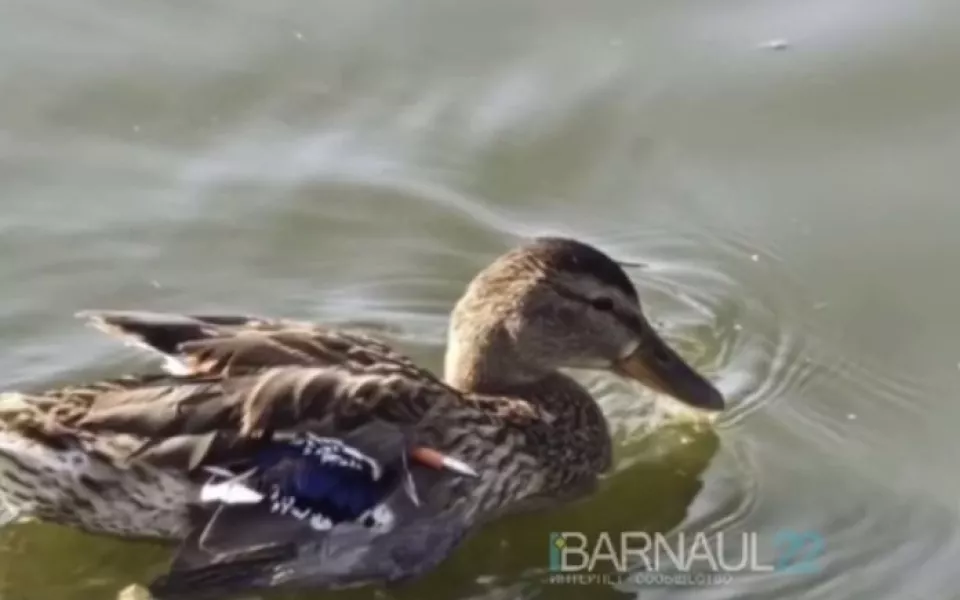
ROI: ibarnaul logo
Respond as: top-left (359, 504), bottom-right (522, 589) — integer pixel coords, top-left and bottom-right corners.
top-left (548, 529), bottom-right (824, 584)
top-left (549, 531), bottom-right (567, 570)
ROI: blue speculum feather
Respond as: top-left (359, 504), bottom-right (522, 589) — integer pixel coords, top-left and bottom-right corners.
top-left (250, 435), bottom-right (394, 524)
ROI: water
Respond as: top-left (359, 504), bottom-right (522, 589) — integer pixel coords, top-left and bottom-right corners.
top-left (2, 0), bottom-right (960, 598)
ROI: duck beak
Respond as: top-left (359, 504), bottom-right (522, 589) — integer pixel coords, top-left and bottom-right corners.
top-left (613, 332), bottom-right (725, 412)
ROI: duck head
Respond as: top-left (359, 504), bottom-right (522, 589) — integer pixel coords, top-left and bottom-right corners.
top-left (445, 237), bottom-right (724, 412)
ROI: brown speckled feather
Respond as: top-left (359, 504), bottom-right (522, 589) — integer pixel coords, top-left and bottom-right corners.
top-left (6, 313), bottom-right (556, 501)
top-left (80, 310), bottom-right (425, 375)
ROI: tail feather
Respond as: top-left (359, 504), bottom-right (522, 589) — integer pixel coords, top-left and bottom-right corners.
top-left (77, 311), bottom-right (225, 354)
top-left (76, 310), bottom-right (265, 374)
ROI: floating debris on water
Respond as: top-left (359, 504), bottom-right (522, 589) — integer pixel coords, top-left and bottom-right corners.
top-left (759, 39), bottom-right (790, 51)
top-left (750, 254), bottom-right (760, 262)
top-left (847, 413), bottom-right (857, 420)
top-left (294, 31), bottom-right (304, 40)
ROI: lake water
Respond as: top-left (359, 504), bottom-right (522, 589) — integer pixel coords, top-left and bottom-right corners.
top-left (2, 1), bottom-right (960, 599)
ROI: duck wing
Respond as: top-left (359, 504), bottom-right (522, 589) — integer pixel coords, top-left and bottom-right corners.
top-left (69, 309), bottom-right (539, 469)
top-left (67, 358), bottom-right (469, 466)
top-left (10, 311), bottom-right (544, 595)
top-left (45, 365), bottom-right (489, 597)
top-left (150, 420), bottom-right (469, 599)
top-left (77, 310), bottom-right (422, 376)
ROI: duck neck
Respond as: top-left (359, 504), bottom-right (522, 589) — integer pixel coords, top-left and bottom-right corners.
top-left (443, 317), bottom-right (540, 395)
top-left (443, 324), bottom-right (612, 474)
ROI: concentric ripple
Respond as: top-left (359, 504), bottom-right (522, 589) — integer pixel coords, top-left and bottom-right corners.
top-left (586, 227), bottom-right (820, 437)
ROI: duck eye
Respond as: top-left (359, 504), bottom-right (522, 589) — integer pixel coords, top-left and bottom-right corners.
top-left (590, 297), bottom-right (614, 311)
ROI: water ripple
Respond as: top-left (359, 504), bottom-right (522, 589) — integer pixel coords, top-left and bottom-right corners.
top-left (605, 229), bottom-right (819, 430)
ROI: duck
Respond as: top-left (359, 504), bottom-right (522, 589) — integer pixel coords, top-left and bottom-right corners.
top-left (0, 237), bottom-right (723, 599)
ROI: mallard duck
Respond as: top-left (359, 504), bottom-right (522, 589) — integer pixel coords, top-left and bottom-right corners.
top-left (0, 237), bottom-right (722, 599)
